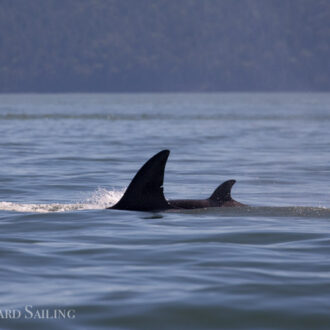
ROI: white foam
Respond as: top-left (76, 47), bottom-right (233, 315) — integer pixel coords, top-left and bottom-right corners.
top-left (82, 187), bottom-right (124, 209)
top-left (0, 188), bottom-right (124, 213)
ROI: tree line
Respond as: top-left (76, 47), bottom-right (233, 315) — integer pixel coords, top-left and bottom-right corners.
top-left (0, 0), bottom-right (329, 92)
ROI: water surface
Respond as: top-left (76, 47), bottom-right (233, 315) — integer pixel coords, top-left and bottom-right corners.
top-left (0, 93), bottom-right (330, 329)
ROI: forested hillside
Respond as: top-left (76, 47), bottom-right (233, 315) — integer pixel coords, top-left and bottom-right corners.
top-left (0, 0), bottom-right (329, 92)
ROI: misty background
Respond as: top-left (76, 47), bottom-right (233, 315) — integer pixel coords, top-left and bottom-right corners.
top-left (0, 0), bottom-right (329, 93)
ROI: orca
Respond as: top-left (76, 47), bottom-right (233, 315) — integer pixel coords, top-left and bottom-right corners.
top-left (109, 150), bottom-right (244, 211)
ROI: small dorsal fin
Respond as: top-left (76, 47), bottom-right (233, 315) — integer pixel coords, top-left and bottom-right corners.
top-left (111, 150), bottom-right (171, 211)
top-left (209, 180), bottom-right (236, 203)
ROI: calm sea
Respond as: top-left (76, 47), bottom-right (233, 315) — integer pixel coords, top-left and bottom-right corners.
top-left (0, 93), bottom-right (330, 329)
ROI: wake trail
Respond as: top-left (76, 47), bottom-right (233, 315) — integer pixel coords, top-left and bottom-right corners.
top-left (1, 188), bottom-right (330, 218)
top-left (0, 188), bottom-right (124, 213)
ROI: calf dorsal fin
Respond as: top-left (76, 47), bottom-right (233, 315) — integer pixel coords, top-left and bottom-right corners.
top-left (111, 150), bottom-right (171, 211)
top-left (209, 180), bottom-right (236, 203)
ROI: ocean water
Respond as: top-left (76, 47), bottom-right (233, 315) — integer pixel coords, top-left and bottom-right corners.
top-left (0, 93), bottom-right (330, 329)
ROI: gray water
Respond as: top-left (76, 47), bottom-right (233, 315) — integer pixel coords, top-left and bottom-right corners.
top-left (0, 93), bottom-right (330, 329)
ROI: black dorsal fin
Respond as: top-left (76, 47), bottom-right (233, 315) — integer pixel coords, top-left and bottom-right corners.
top-left (111, 150), bottom-right (171, 211)
top-left (209, 180), bottom-right (236, 203)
